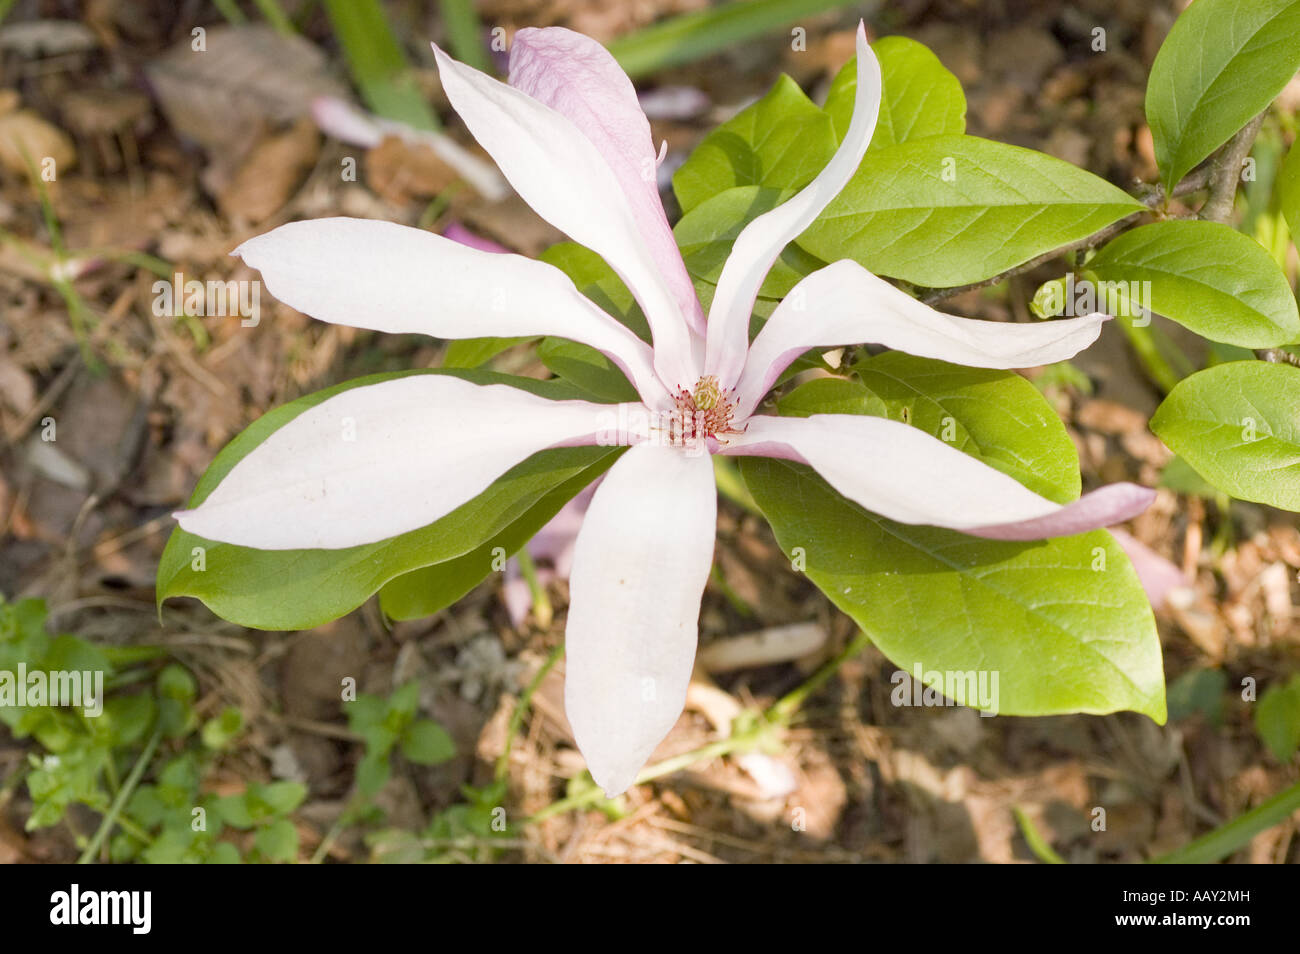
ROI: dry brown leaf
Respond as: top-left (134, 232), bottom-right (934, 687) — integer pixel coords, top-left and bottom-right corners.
top-left (0, 109), bottom-right (76, 177)
top-left (217, 118), bottom-right (320, 224)
top-left (365, 135), bottom-right (460, 205)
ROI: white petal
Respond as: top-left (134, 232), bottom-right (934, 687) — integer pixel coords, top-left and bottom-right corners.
top-left (508, 27), bottom-right (705, 336)
top-left (236, 217), bottom-right (668, 407)
top-left (733, 260), bottom-right (1108, 416)
top-left (176, 374), bottom-right (636, 550)
top-left (704, 22), bottom-right (881, 387)
top-left (564, 443), bottom-right (716, 796)
top-left (432, 44), bottom-right (699, 392)
top-left (724, 414), bottom-right (1154, 538)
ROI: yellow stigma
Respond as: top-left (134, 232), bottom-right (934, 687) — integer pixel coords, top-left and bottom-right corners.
top-left (692, 376), bottom-right (721, 411)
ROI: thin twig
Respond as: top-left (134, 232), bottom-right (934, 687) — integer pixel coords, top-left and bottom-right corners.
top-left (1193, 110), bottom-right (1298, 367)
top-left (1200, 111), bottom-right (1266, 225)
top-left (919, 214), bottom-right (1143, 305)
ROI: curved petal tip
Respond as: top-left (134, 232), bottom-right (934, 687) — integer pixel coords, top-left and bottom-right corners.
top-left (967, 483), bottom-right (1157, 542)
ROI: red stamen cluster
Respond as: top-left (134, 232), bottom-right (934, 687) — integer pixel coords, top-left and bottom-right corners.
top-left (667, 376), bottom-right (741, 447)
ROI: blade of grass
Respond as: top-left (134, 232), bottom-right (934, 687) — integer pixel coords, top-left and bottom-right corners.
top-left (212, 0), bottom-right (248, 26)
top-left (251, 0), bottom-right (296, 35)
top-left (1150, 778), bottom-right (1300, 864)
top-left (438, 0), bottom-right (493, 73)
top-left (607, 0), bottom-right (867, 79)
top-left (323, 0), bottom-right (441, 131)
top-left (1013, 806), bottom-right (1066, 864)
top-left (76, 726), bottom-right (162, 864)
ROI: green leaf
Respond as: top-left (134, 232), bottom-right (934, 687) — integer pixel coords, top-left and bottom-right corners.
top-left (214, 793), bottom-right (255, 830)
top-left (778, 377), bottom-right (887, 418)
top-left (254, 818), bottom-right (300, 863)
top-left (538, 337), bottom-right (638, 403)
top-left (605, 0), bottom-right (862, 79)
top-left (201, 706), bottom-right (244, 750)
top-left (156, 369), bottom-right (612, 630)
top-left (823, 37), bottom-right (966, 146)
top-left (797, 135), bottom-right (1144, 287)
top-left (357, 750), bottom-right (391, 796)
top-left (442, 337), bottom-right (528, 369)
top-left (386, 682), bottom-right (420, 719)
top-left (539, 242), bottom-right (649, 341)
top-left (1145, 0), bottom-right (1300, 190)
top-left (847, 352), bottom-right (1081, 502)
top-left (1151, 361), bottom-right (1300, 510)
top-left (1255, 675), bottom-right (1300, 761)
top-left (400, 719), bottom-right (456, 765)
top-left (1280, 143), bottom-right (1300, 239)
top-left (675, 186), bottom-right (827, 297)
top-left (740, 457), bottom-right (1165, 721)
top-left (1086, 220), bottom-right (1300, 348)
top-left (207, 841), bottom-right (242, 864)
top-left (255, 780), bottom-right (308, 817)
top-left (378, 448), bottom-right (620, 621)
top-left (1159, 455), bottom-right (1219, 498)
top-left (1167, 668), bottom-right (1227, 725)
top-left (322, 0), bottom-right (440, 131)
top-left (105, 694), bottom-right (156, 748)
top-left (672, 74), bottom-right (836, 213)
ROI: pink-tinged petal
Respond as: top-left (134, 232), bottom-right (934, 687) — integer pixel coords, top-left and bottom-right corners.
top-left (565, 444), bottom-right (716, 796)
top-left (964, 484), bottom-right (1157, 541)
top-left (175, 375), bottom-right (640, 550)
top-left (311, 96), bottom-right (383, 147)
top-left (501, 479), bottom-right (598, 624)
top-left (501, 567), bottom-right (533, 628)
top-left (509, 27), bottom-right (705, 337)
top-left (733, 259), bottom-right (1109, 417)
top-left (236, 217), bottom-right (669, 408)
top-left (704, 23), bottom-right (881, 387)
top-left (1101, 528), bottom-right (1187, 611)
top-left (442, 221), bottom-right (509, 254)
top-left (432, 42), bottom-right (698, 391)
top-left (311, 96), bottom-right (509, 200)
top-left (724, 414), bottom-right (1154, 539)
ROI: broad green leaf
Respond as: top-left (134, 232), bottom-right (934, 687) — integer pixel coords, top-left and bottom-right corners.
top-left (1280, 143), bottom-right (1300, 239)
top-left (377, 448), bottom-right (620, 621)
top-left (672, 74), bottom-right (836, 213)
top-left (1145, 0), bottom-right (1300, 190)
top-left (823, 37), bottom-right (966, 147)
top-left (1255, 675), bottom-right (1300, 761)
top-left (1151, 361), bottom-right (1300, 510)
top-left (442, 337), bottom-right (528, 369)
top-left (1159, 455), bottom-right (1219, 499)
top-left (797, 135), bottom-right (1144, 287)
top-left (778, 377), bottom-right (887, 418)
top-left (156, 369), bottom-right (611, 630)
top-left (539, 242), bottom-right (650, 341)
top-left (1086, 220), bottom-right (1300, 348)
top-left (740, 456), bottom-right (1164, 721)
top-left (675, 185), bottom-right (827, 297)
top-left (538, 337), bottom-right (638, 403)
top-left (849, 352), bottom-right (1081, 503)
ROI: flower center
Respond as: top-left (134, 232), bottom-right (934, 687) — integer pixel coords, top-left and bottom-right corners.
top-left (667, 375), bottom-right (741, 446)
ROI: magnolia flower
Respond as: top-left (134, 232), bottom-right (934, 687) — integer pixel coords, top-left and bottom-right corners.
top-left (177, 24), bottom-right (1154, 796)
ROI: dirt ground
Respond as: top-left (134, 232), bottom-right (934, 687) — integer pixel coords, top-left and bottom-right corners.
top-left (1, 0), bottom-right (1297, 863)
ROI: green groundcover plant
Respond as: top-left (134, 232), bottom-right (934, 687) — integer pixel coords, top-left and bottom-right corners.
top-left (155, 0), bottom-right (1300, 802)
